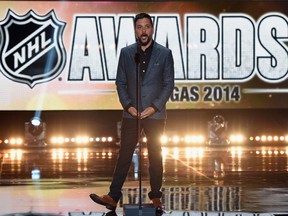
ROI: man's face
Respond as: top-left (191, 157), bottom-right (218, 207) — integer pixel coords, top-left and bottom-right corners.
top-left (135, 18), bottom-right (154, 47)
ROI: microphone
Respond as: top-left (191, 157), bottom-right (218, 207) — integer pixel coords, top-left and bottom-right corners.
top-left (135, 38), bottom-right (141, 63)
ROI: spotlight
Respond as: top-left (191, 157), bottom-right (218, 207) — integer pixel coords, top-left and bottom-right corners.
top-left (207, 115), bottom-right (230, 145)
top-left (24, 116), bottom-right (47, 147)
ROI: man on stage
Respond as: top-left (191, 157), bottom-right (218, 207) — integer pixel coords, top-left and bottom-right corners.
top-left (90, 12), bottom-right (175, 212)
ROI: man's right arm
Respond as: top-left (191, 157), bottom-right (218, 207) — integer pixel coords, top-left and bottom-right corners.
top-left (115, 49), bottom-right (132, 109)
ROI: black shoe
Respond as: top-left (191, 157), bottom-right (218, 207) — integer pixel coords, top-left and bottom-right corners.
top-left (105, 211), bottom-right (117, 216)
top-left (156, 207), bottom-right (164, 216)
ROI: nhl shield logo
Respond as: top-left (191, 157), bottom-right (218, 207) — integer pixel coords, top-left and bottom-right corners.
top-left (0, 10), bottom-right (66, 88)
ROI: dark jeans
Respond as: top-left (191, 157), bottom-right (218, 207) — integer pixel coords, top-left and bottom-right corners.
top-left (108, 118), bottom-right (165, 202)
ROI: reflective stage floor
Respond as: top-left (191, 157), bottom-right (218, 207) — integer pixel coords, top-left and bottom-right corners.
top-left (1, 145), bottom-right (288, 215)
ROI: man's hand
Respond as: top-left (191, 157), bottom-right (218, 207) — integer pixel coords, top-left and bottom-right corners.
top-left (141, 107), bottom-right (156, 119)
top-left (128, 106), bottom-right (138, 118)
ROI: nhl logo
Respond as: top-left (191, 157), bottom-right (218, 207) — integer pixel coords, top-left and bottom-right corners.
top-left (0, 10), bottom-right (66, 88)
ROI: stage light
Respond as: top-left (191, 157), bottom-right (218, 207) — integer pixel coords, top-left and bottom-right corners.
top-left (31, 117), bottom-right (41, 127)
top-left (261, 135), bottom-right (267, 142)
top-left (31, 169), bottom-right (41, 180)
top-left (25, 116), bottom-right (46, 147)
top-left (230, 134), bottom-right (244, 143)
top-left (207, 115), bottom-right (229, 145)
top-left (161, 135), bottom-right (168, 144)
top-left (184, 136), bottom-right (192, 143)
top-left (172, 136), bottom-right (180, 143)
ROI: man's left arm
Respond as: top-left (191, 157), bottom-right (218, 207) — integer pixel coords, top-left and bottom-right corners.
top-left (151, 50), bottom-right (175, 111)
top-left (141, 50), bottom-right (174, 119)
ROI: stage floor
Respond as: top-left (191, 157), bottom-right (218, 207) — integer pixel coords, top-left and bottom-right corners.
top-left (0, 145), bottom-right (288, 215)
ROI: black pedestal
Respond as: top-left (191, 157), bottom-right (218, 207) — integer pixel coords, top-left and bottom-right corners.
top-left (123, 204), bottom-right (156, 216)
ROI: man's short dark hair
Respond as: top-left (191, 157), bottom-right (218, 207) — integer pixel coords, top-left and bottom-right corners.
top-left (134, 13), bottom-right (153, 27)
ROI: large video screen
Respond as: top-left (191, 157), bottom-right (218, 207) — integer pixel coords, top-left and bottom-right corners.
top-left (0, 1), bottom-right (287, 110)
